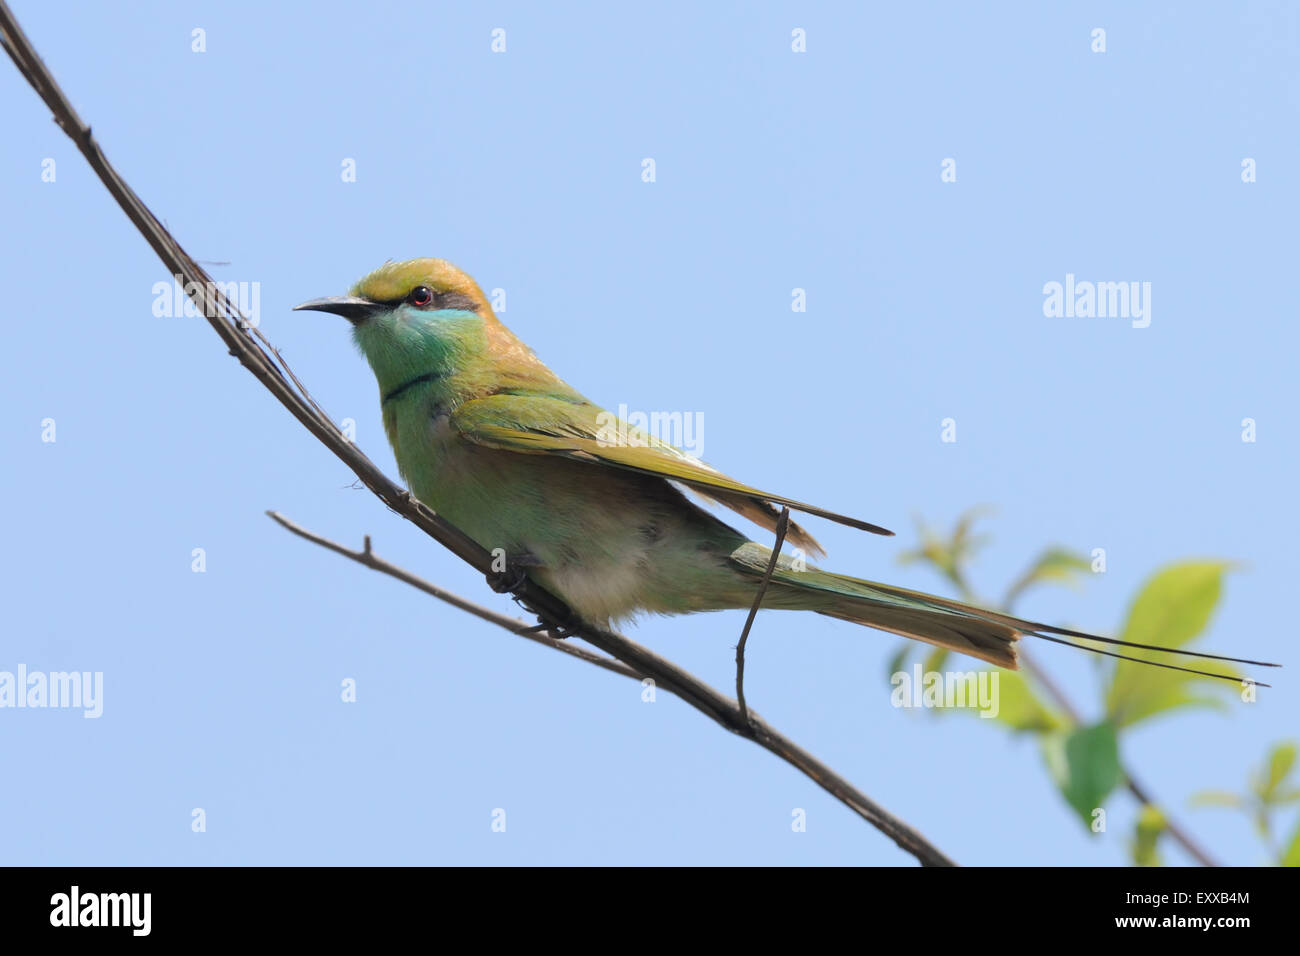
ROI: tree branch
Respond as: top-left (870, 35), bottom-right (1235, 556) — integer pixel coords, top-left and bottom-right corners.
top-left (2, 1), bottom-right (955, 866)
top-left (268, 511), bottom-right (955, 864)
top-left (266, 511), bottom-right (642, 681)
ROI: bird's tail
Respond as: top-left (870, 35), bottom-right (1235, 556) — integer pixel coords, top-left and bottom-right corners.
top-left (727, 543), bottom-right (1277, 683)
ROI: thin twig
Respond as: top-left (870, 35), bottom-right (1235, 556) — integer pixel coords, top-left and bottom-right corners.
top-left (736, 507), bottom-right (790, 722)
top-left (256, 328), bottom-right (337, 427)
top-left (1, 3), bottom-right (956, 866)
top-left (266, 511), bottom-right (641, 680)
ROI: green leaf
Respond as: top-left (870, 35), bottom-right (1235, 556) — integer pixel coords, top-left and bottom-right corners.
top-left (1188, 790), bottom-right (1245, 809)
top-left (1003, 547), bottom-right (1092, 609)
top-left (986, 670), bottom-right (1066, 732)
top-left (897, 507), bottom-right (992, 587)
top-left (1121, 561), bottom-right (1231, 647)
top-left (1132, 804), bottom-right (1167, 867)
top-left (1259, 741), bottom-right (1298, 801)
top-left (1282, 814), bottom-right (1300, 867)
top-left (1042, 722), bottom-right (1123, 828)
top-left (951, 506), bottom-right (995, 556)
top-left (1105, 562), bottom-right (1238, 728)
top-left (1253, 809), bottom-right (1270, 840)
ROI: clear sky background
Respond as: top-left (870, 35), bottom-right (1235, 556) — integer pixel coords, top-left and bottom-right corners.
top-left (2, 1), bottom-right (1295, 865)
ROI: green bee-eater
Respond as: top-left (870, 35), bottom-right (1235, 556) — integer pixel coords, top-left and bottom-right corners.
top-left (295, 258), bottom-right (1270, 680)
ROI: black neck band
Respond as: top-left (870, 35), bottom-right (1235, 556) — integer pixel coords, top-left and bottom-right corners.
top-left (383, 372), bottom-right (441, 403)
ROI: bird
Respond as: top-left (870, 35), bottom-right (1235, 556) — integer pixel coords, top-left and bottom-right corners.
top-left (295, 258), bottom-right (1274, 682)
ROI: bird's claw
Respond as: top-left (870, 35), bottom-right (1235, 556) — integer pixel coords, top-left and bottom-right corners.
top-left (517, 618), bottom-right (574, 640)
top-left (487, 566), bottom-right (529, 594)
top-left (486, 551), bottom-right (542, 594)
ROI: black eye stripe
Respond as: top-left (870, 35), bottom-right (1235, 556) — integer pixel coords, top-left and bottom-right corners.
top-left (376, 290), bottom-right (481, 313)
top-left (434, 292), bottom-right (480, 312)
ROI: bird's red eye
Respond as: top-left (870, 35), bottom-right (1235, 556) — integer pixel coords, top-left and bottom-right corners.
top-left (409, 286), bottom-right (433, 306)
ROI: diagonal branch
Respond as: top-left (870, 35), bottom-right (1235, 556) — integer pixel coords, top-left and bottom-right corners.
top-left (268, 511), bottom-right (955, 865)
top-left (266, 511), bottom-right (642, 681)
top-left (1, 1), bottom-right (955, 866)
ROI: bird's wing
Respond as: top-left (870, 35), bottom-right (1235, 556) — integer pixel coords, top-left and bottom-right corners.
top-left (449, 392), bottom-right (893, 556)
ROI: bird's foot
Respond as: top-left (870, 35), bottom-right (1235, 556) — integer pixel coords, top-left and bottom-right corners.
top-left (518, 617), bottom-right (575, 641)
top-left (485, 551), bottom-right (542, 594)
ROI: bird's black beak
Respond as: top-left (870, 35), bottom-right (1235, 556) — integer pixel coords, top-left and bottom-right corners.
top-left (292, 296), bottom-right (386, 325)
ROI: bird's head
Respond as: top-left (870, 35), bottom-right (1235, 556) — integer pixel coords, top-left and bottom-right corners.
top-left (295, 258), bottom-right (520, 397)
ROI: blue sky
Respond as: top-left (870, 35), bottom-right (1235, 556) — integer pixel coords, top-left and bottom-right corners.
top-left (2, 1), bottom-right (1295, 865)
